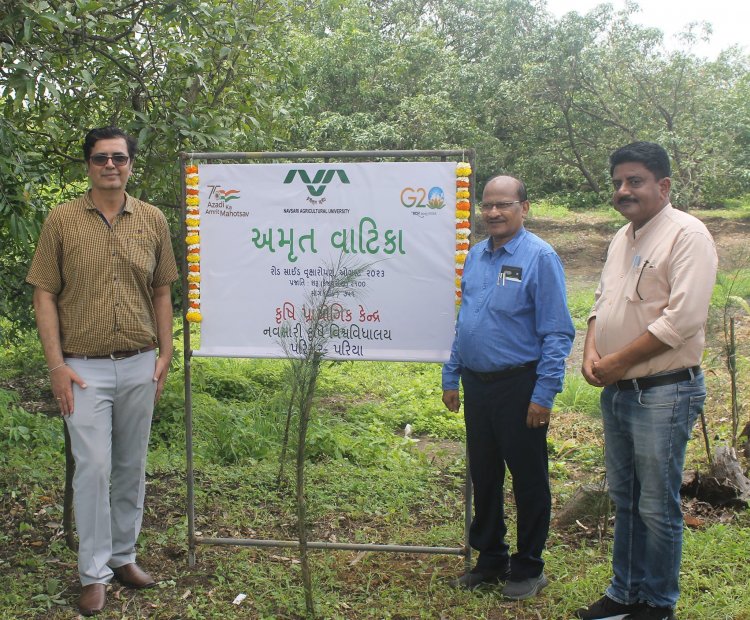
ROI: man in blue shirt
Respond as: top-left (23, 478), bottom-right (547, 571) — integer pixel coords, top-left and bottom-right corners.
top-left (442, 174), bottom-right (574, 600)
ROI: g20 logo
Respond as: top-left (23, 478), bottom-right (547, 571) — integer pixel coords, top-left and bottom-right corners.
top-left (401, 186), bottom-right (445, 209)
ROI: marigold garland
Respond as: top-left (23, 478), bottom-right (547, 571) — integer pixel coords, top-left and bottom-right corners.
top-left (185, 164), bottom-right (202, 322)
top-left (455, 161), bottom-right (472, 307)
top-left (456, 163), bottom-right (472, 177)
top-left (186, 310), bottom-right (202, 322)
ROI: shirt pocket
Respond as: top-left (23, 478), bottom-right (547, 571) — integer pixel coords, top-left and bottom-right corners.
top-left (128, 236), bottom-right (157, 279)
top-left (489, 279), bottom-right (529, 315)
top-left (629, 262), bottom-right (661, 302)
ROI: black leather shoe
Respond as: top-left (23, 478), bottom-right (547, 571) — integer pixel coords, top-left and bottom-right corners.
top-left (449, 564), bottom-right (511, 590)
top-left (78, 583), bottom-right (106, 616)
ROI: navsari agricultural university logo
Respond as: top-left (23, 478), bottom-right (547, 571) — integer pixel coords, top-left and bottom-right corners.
top-left (205, 185), bottom-right (249, 218)
top-left (283, 169), bottom-right (350, 197)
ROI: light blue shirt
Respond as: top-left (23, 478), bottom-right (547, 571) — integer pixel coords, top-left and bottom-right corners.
top-left (442, 227), bottom-right (574, 408)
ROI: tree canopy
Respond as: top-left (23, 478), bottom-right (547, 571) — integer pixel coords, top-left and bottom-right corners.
top-left (1, 0), bottom-right (748, 335)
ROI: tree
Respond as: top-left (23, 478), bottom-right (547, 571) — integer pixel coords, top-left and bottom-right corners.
top-left (0, 0), bottom-right (302, 336)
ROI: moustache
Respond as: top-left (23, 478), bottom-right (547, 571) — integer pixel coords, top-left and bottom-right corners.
top-left (617, 197), bottom-right (637, 206)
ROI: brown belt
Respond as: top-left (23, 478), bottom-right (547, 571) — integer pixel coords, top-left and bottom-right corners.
top-left (63, 343), bottom-right (156, 361)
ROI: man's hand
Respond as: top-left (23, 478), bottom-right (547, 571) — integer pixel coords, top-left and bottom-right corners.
top-left (591, 354), bottom-right (630, 386)
top-left (581, 317), bottom-right (605, 387)
top-left (51, 364), bottom-right (87, 417)
top-left (526, 402), bottom-right (551, 429)
top-left (582, 353), bottom-right (605, 387)
top-left (442, 389), bottom-right (461, 412)
top-left (153, 355), bottom-right (171, 403)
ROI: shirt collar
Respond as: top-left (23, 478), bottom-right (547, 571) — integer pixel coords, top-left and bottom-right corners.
top-left (484, 226), bottom-right (527, 255)
top-left (630, 203), bottom-right (671, 239)
top-left (84, 190), bottom-right (133, 213)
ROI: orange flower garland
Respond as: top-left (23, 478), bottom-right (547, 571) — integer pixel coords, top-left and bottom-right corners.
top-left (455, 162), bottom-right (472, 306)
top-left (185, 164), bottom-right (202, 323)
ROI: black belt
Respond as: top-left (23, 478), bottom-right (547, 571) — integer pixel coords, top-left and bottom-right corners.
top-left (468, 361), bottom-right (538, 383)
top-left (63, 343), bottom-right (157, 361)
top-left (615, 366), bottom-right (700, 391)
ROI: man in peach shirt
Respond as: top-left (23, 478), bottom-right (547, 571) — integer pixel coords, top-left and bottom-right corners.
top-left (576, 142), bottom-right (717, 620)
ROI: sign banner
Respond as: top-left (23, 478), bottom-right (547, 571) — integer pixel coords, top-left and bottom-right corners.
top-left (193, 161), bottom-right (457, 361)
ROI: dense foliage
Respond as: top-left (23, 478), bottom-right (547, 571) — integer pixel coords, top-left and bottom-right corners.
top-left (1, 0), bottom-right (749, 336)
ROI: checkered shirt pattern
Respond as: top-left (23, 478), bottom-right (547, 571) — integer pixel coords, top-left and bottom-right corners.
top-left (26, 191), bottom-right (179, 356)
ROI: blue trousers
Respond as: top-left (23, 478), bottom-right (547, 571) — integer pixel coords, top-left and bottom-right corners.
top-left (602, 370), bottom-right (705, 608)
top-left (462, 367), bottom-right (550, 579)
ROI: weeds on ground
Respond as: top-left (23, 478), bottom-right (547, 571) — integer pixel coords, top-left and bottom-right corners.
top-left (2, 251), bottom-right (750, 618)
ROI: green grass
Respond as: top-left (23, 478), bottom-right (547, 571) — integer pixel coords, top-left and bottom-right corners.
top-left (528, 197), bottom-right (621, 224)
top-left (555, 374), bottom-right (601, 417)
top-left (567, 285), bottom-right (596, 330)
top-left (693, 194), bottom-right (750, 220)
top-left (711, 268), bottom-right (750, 313)
top-left (2, 231), bottom-right (750, 617)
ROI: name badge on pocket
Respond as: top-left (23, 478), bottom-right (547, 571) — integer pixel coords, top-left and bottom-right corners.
top-left (498, 265), bottom-right (522, 286)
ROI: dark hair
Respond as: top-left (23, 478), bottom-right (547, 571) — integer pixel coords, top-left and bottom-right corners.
top-left (485, 174), bottom-right (528, 202)
top-left (83, 126), bottom-right (137, 161)
top-left (609, 141), bottom-right (670, 179)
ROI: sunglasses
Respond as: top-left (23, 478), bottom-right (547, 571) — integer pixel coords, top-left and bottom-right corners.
top-left (89, 153), bottom-right (130, 167)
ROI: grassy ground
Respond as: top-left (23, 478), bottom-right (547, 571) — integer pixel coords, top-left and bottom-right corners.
top-left (1, 202), bottom-right (749, 619)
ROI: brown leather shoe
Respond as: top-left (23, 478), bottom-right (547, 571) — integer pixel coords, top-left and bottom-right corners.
top-left (111, 563), bottom-right (156, 589)
top-left (78, 583), bottom-right (106, 616)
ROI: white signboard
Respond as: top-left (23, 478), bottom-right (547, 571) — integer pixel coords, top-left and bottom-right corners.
top-left (193, 161), bottom-right (457, 361)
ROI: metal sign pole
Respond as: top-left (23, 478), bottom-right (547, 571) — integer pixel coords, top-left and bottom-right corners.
top-left (178, 149), bottom-right (476, 567)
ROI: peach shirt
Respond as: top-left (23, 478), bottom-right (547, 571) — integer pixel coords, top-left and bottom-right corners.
top-left (590, 204), bottom-right (718, 379)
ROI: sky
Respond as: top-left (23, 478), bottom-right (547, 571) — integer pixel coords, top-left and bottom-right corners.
top-left (544, 0), bottom-right (749, 59)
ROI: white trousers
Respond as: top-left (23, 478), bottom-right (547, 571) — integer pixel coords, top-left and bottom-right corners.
top-left (64, 351), bottom-right (157, 585)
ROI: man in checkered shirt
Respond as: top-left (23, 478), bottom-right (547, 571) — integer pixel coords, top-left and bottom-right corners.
top-left (27, 126), bottom-right (178, 616)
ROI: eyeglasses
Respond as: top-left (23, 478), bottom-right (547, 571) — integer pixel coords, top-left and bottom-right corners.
top-left (479, 201), bottom-right (521, 212)
top-left (89, 153), bottom-right (130, 167)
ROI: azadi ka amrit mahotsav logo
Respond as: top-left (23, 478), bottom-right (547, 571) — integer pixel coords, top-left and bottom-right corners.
top-left (283, 169), bottom-right (350, 197)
